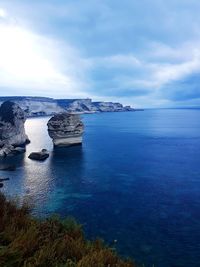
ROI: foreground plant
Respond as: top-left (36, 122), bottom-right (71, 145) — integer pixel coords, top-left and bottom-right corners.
top-left (0, 193), bottom-right (136, 267)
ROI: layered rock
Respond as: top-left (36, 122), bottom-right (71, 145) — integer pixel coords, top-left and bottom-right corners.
top-left (0, 97), bottom-right (64, 117)
top-left (0, 145), bottom-right (26, 158)
top-left (0, 101), bottom-right (29, 157)
top-left (92, 102), bottom-right (133, 112)
top-left (47, 113), bottom-right (84, 147)
top-left (0, 97), bottom-right (135, 116)
top-left (63, 99), bottom-right (97, 113)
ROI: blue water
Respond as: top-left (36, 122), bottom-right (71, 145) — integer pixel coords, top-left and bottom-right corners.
top-left (1, 109), bottom-right (200, 267)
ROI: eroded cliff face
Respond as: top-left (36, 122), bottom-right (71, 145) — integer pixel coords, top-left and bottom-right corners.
top-left (47, 113), bottom-right (84, 147)
top-left (92, 102), bottom-right (133, 112)
top-left (0, 101), bottom-right (29, 148)
top-left (0, 97), bottom-right (135, 116)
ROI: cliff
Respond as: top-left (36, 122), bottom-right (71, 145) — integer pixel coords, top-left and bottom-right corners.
top-left (47, 113), bottom-right (84, 146)
top-left (0, 101), bottom-right (29, 148)
top-left (0, 97), bottom-right (134, 117)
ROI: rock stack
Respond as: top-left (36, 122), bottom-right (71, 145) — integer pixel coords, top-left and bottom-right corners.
top-left (47, 113), bottom-right (84, 147)
top-left (0, 101), bottom-right (29, 158)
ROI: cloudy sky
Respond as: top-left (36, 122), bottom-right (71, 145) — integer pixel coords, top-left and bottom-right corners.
top-left (1, 0), bottom-right (200, 107)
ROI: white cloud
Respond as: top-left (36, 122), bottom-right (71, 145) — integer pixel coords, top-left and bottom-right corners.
top-left (1, 1), bottom-right (200, 107)
top-left (0, 8), bottom-right (7, 18)
top-left (153, 57), bottom-right (200, 87)
top-left (0, 10), bottom-right (91, 98)
top-left (93, 41), bottom-right (200, 89)
top-left (145, 42), bottom-right (200, 89)
top-left (99, 54), bottom-right (141, 68)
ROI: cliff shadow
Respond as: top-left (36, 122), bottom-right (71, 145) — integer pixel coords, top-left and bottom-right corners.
top-left (0, 153), bottom-right (25, 172)
top-left (49, 145), bottom-right (85, 185)
top-left (51, 145), bottom-right (84, 160)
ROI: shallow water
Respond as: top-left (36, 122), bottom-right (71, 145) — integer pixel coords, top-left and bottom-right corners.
top-left (1, 109), bottom-right (200, 267)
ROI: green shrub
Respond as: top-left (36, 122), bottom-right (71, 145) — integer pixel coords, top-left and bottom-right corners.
top-left (0, 193), bottom-right (137, 267)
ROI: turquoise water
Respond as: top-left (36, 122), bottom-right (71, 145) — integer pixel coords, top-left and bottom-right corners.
top-left (1, 109), bottom-right (200, 267)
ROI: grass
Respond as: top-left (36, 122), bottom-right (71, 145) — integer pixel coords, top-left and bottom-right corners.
top-left (0, 192), bottom-right (137, 267)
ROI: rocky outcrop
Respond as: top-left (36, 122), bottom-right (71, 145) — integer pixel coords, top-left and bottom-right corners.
top-left (28, 149), bottom-right (49, 161)
top-left (0, 101), bottom-right (29, 158)
top-left (0, 145), bottom-right (26, 158)
top-left (0, 97), bottom-right (64, 117)
top-left (92, 102), bottom-right (133, 112)
top-left (0, 97), bottom-right (135, 116)
top-left (47, 113), bottom-right (84, 147)
top-left (58, 99), bottom-right (97, 113)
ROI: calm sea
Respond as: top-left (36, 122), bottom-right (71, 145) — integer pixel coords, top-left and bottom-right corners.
top-left (1, 109), bottom-right (200, 267)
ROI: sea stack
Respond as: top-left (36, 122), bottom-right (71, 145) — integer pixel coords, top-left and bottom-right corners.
top-left (47, 113), bottom-right (84, 147)
top-left (0, 101), bottom-right (29, 148)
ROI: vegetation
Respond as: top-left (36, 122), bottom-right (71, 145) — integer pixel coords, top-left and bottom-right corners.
top-left (0, 193), bottom-right (137, 267)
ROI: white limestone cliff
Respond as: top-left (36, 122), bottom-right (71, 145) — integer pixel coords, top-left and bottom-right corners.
top-left (0, 101), bottom-right (29, 148)
top-left (0, 97), bottom-right (135, 116)
top-left (47, 113), bottom-right (84, 147)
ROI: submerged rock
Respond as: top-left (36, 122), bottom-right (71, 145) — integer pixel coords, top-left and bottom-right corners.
top-left (28, 149), bottom-right (49, 161)
top-left (0, 178), bottom-right (9, 182)
top-left (0, 101), bottom-right (29, 157)
top-left (0, 178), bottom-right (9, 189)
top-left (0, 164), bottom-right (16, 171)
top-left (47, 113), bottom-right (84, 147)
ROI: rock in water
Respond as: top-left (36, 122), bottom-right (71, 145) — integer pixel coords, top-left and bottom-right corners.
top-left (28, 149), bottom-right (49, 161)
top-left (0, 178), bottom-right (9, 182)
top-left (0, 101), bottom-right (29, 148)
top-left (47, 113), bottom-right (84, 147)
top-left (0, 164), bottom-right (16, 171)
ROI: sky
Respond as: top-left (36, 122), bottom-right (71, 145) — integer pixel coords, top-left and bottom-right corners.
top-left (0, 0), bottom-right (200, 107)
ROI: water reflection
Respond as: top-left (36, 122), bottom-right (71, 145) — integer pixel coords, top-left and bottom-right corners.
top-left (1, 117), bottom-right (86, 216)
top-left (34, 145), bottom-right (86, 216)
top-left (1, 111), bottom-right (200, 267)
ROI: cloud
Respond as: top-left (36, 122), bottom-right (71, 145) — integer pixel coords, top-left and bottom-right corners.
top-left (85, 42), bottom-right (200, 102)
top-left (0, 8), bottom-right (7, 18)
top-left (161, 73), bottom-right (200, 102)
top-left (1, 1), bottom-right (200, 107)
top-left (0, 8), bottom-right (91, 98)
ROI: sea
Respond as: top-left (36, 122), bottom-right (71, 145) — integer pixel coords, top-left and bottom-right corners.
top-left (1, 109), bottom-right (200, 267)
